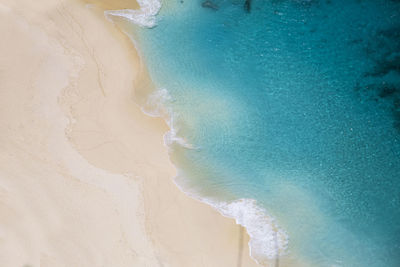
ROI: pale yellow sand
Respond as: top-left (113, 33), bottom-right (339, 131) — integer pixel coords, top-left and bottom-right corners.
top-left (0, 0), bottom-right (262, 266)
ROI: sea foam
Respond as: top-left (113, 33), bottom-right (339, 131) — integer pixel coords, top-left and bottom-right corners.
top-left (142, 88), bottom-right (195, 149)
top-left (214, 199), bottom-right (289, 263)
top-left (173, 173), bottom-right (289, 264)
top-left (104, 0), bottom-right (161, 28)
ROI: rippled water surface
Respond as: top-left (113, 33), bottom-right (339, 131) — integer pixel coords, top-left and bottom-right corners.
top-left (131, 0), bottom-right (400, 265)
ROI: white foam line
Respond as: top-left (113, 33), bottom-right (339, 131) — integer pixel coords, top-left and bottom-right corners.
top-left (214, 199), bottom-right (289, 264)
top-left (104, 0), bottom-right (161, 28)
top-left (142, 88), bottom-right (196, 150)
top-left (172, 175), bottom-right (289, 265)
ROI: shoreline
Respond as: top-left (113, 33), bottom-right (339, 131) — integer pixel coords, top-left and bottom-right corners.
top-left (0, 0), bottom-right (262, 266)
top-left (97, 3), bottom-right (269, 267)
top-left (107, 2), bottom-right (296, 265)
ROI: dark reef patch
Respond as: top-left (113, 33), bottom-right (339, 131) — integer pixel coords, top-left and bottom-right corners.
top-left (356, 24), bottom-right (400, 131)
top-left (201, 0), bottom-right (219, 10)
top-left (244, 0), bottom-right (251, 12)
top-left (366, 26), bottom-right (400, 77)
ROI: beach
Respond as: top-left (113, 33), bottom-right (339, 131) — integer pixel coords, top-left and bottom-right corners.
top-left (0, 0), bottom-right (261, 266)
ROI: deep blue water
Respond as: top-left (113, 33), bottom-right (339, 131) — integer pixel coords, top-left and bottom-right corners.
top-left (132, 0), bottom-right (400, 266)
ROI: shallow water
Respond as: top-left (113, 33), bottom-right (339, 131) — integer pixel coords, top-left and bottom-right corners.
top-left (127, 0), bottom-right (400, 265)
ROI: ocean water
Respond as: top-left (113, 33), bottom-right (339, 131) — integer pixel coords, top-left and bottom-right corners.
top-left (109, 0), bottom-right (400, 266)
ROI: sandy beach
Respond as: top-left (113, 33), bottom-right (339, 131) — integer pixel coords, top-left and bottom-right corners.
top-left (0, 0), bottom-right (260, 266)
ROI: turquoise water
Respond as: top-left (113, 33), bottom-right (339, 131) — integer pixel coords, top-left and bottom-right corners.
top-left (130, 0), bottom-right (400, 266)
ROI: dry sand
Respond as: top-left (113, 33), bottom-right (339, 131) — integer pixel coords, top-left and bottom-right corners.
top-left (0, 0), bottom-right (261, 266)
